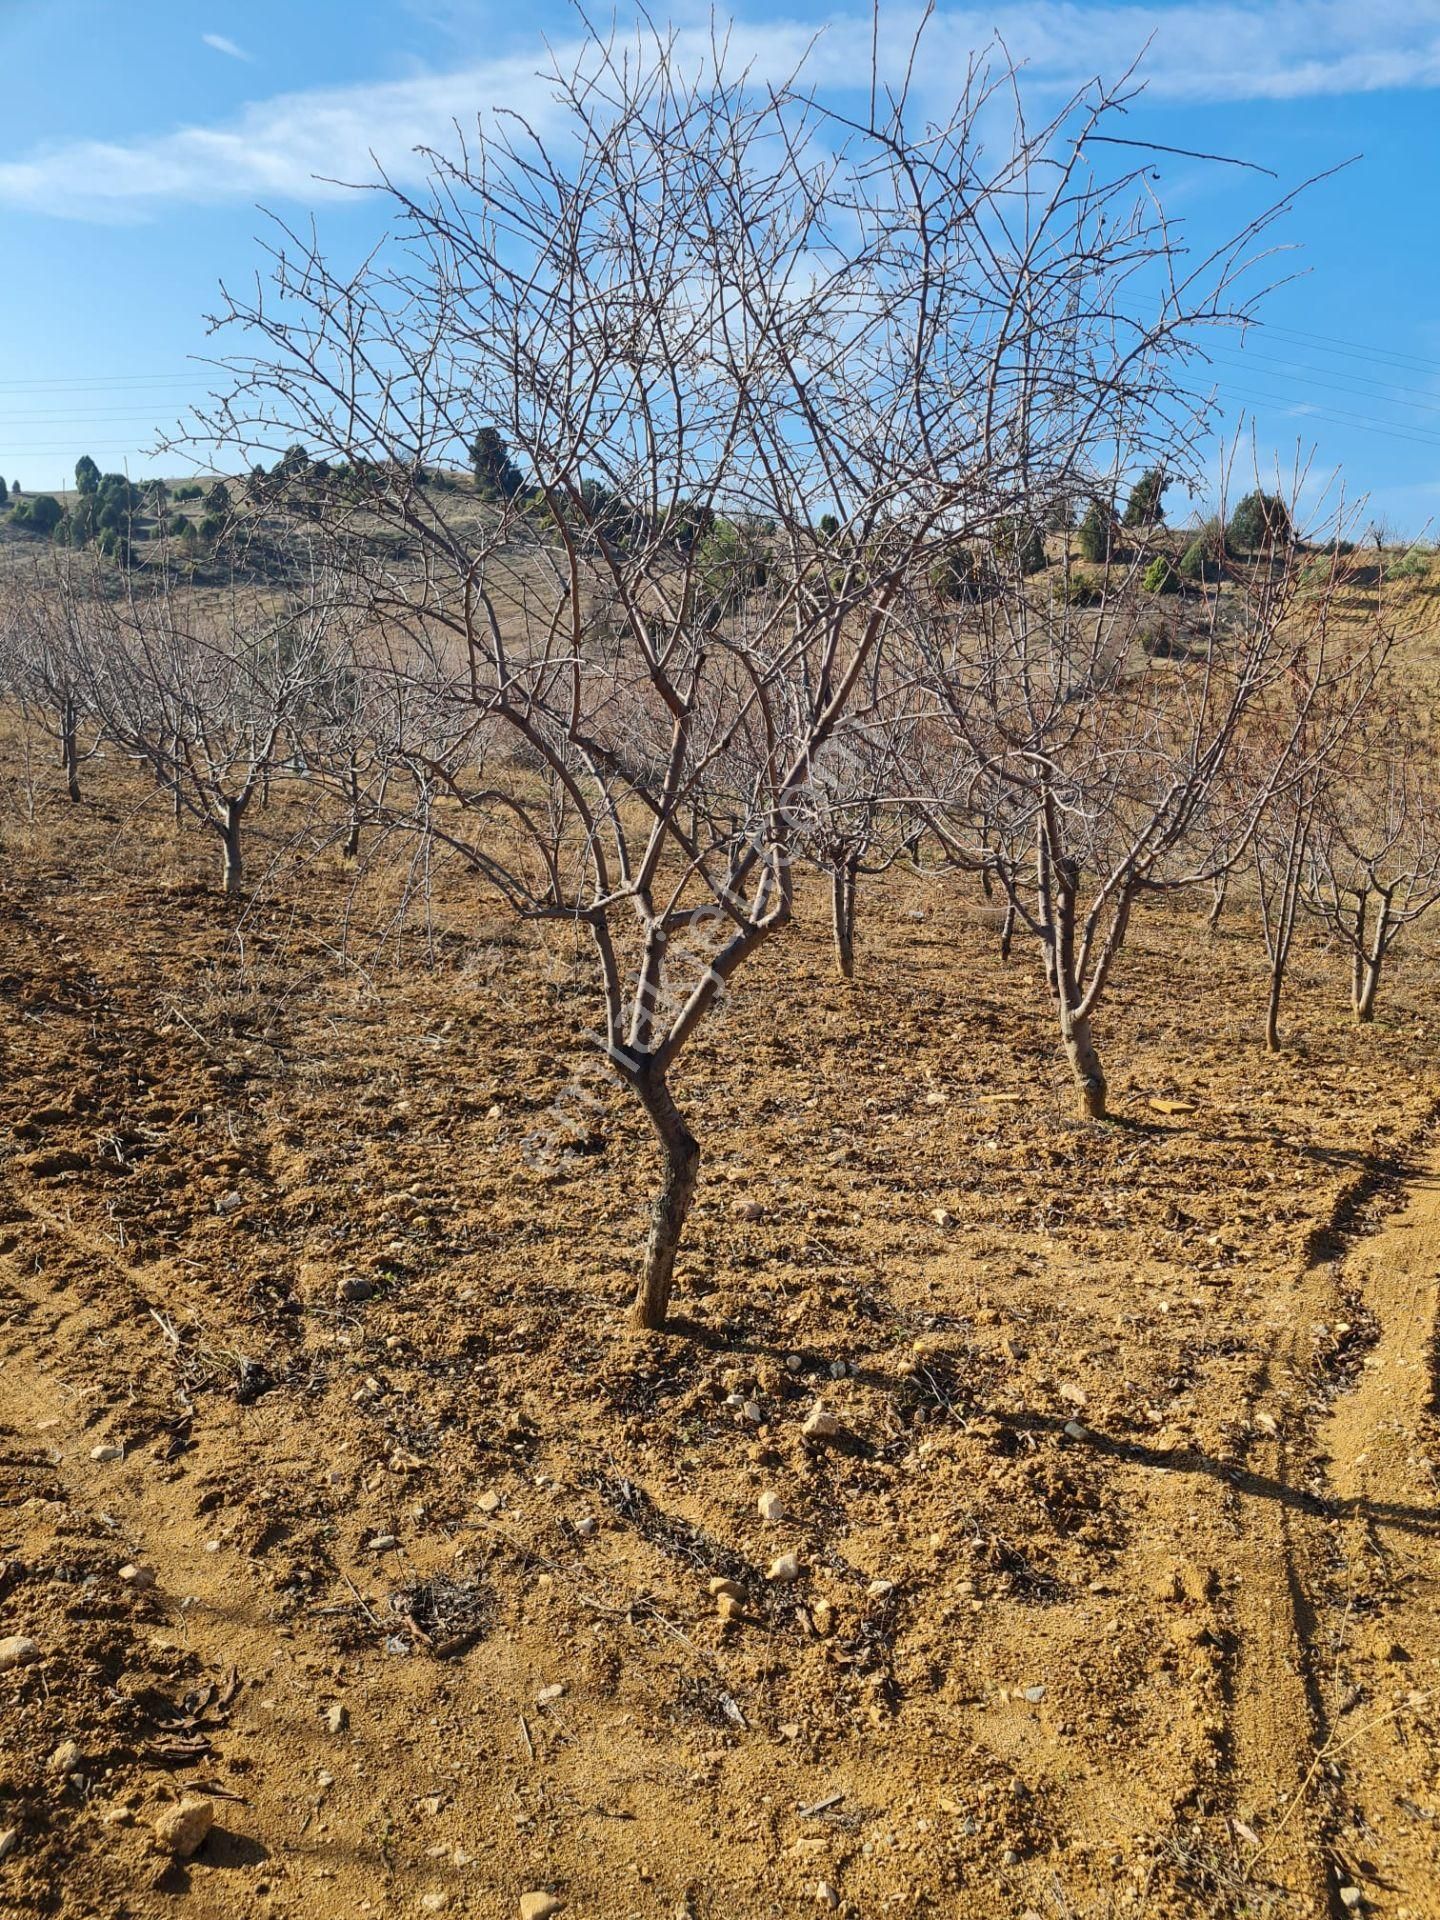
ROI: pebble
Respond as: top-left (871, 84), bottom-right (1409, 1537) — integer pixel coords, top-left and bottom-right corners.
top-left (801, 1404), bottom-right (841, 1441)
top-left (0, 1636), bottom-right (40, 1673)
top-left (716, 1593), bottom-right (748, 1624)
top-left (420, 1896), bottom-right (449, 1913)
top-left (867, 1579), bottom-right (895, 1599)
top-left (708, 1577), bottom-right (745, 1601)
top-left (736, 1200), bottom-right (764, 1222)
top-left (1022, 1685), bottom-right (1046, 1704)
top-left (1339, 1892), bottom-right (1363, 1912)
top-left (768, 1552), bottom-right (804, 1584)
top-left (741, 1400), bottom-right (764, 1426)
top-left (476, 1491), bottom-right (501, 1514)
top-left (518, 1895), bottom-right (565, 1920)
top-left (324, 1703), bottom-right (349, 1735)
top-left (0, 1830), bottom-right (16, 1863)
top-left (119, 1564), bottom-right (156, 1589)
top-left (336, 1277), bottom-right (374, 1304)
top-left (49, 1740), bottom-right (83, 1775)
top-left (1062, 1420), bottom-right (1090, 1441)
top-left (758, 1490), bottom-right (784, 1522)
top-left (574, 1516), bottom-right (597, 1538)
top-left (1001, 1848), bottom-right (1021, 1866)
top-left (153, 1796), bottom-right (215, 1860)
top-left (535, 1684), bottom-right (565, 1707)
top-left (366, 1534), bottom-right (399, 1552)
top-left (89, 1444), bottom-right (124, 1462)
top-left (816, 1884), bottom-right (839, 1909)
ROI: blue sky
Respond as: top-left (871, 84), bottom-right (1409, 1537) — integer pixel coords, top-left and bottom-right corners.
top-left (3, 0), bottom-right (1440, 531)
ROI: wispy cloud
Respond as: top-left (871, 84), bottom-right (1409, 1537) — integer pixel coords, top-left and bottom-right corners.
top-left (201, 32), bottom-right (253, 63)
top-left (6, 3), bottom-right (1440, 222)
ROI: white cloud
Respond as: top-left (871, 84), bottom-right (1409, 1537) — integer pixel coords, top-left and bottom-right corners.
top-left (201, 32), bottom-right (253, 63)
top-left (5, 3), bottom-right (1440, 221)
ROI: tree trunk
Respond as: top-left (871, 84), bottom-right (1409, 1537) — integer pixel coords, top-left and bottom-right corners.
top-left (61, 701), bottom-right (81, 803)
top-left (999, 900), bottom-right (1015, 962)
top-left (1354, 955), bottom-right (1382, 1024)
top-left (831, 858), bottom-right (857, 979)
top-left (1061, 1007), bottom-right (1107, 1119)
top-left (343, 754), bottom-right (362, 860)
top-left (1264, 965), bottom-right (1284, 1052)
top-left (1207, 873), bottom-right (1228, 932)
top-left (219, 799), bottom-right (244, 895)
top-left (630, 1073), bottom-right (700, 1332)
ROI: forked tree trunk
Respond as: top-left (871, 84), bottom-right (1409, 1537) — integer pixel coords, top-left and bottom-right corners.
top-left (1353, 953), bottom-right (1383, 1024)
top-left (1207, 873), bottom-right (1228, 932)
top-left (831, 856), bottom-right (858, 979)
top-left (630, 1072), bottom-right (700, 1331)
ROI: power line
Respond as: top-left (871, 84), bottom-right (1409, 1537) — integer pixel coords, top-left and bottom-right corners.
top-left (1253, 324), bottom-right (1438, 378)
top-left (1214, 384), bottom-right (1440, 452)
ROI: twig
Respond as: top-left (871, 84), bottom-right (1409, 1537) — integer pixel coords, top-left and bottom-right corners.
top-left (1245, 1705), bottom-right (1407, 1875)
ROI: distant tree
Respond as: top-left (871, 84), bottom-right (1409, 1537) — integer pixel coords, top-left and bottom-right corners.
top-left (18, 495), bottom-right (63, 536)
top-left (198, 513), bottom-right (223, 542)
top-left (1077, 497), bottom-right (1120, 563)
top-left (1122, 467), bottom-right (1167, 528)
top-left (1228, 491), bottom-right (1293, 552)
top-left (994, 515), bottom-right (1047, 575)
top-left (1179, 517), bottom-right (1231, 582)
top-left (818, 512), bottom-right (840, 539)
top-left (469, 426), bottom-right (525, 501)
top-left (11, 480), bottom-right (21, 498)
top-left (204, 480), bottom-right (232, 516)
top-left (168, 512), bottom-right (191, 537)
top-left (74, 455), bottom-right (102, 495)
top-left (1142, 554), bottom-right (1180, 594)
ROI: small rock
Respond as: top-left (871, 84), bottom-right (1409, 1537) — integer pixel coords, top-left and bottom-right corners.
top-left (1022, 1685), bottom-right (1046, 1704)
top-left (1001, 1847), bottom-right (1021, 1866)
top-left (336, 1277), bottom-right (374, 1304)
top-left (476, 1491), bottom-right (501, 1514)
top-left (119, 1564), bottom-right (156, 1589)
top-left (153, 1796), bottom-right (215, 1860)
top-left (736, 1199), bottom-right (764, 1222)
top-left (0, 1636), bottom-right (40, 1673)
top-left (519, 1895), bottom-right (565, 1920)
top-left (829, 1359), bottom-right (848, 1379)
top-left (366, 1534), bottom-right (398, 1552)
top-left (801, 1404), bottom-right (841, 1441)
top-left (708, 1577), bottom-right (745, 1600)
top-left (809, 1600), bottom-right (834, 1635)
top-left (89, 1443), bottom-right (124, 1462)
top-left (1339, 1891), bottom-right (1363, 1912)
top-left (0, 1829), bottom-right (16, 1863)
top-left (535, 1684), bottom-right (565, 1707)
top-left (49, 1740), bottom-right (83, 1775)
top-left (574, 1516), bottom-right (597, 1538)
top-left (324, 1703), bottom-right (349, 1735)
top-left (931, 1207), bottom-right (955, 1227)
top-left (867, 1579), bottom-right (894, 1599)
top-left (1058, 1382), bottom-right (1087, 1408)
top-left (768, 1552), bottom-right (803, 1584)
top-left (420, 1895), bottom-right (449, 1913)
top-left (716, 1592), bottom-right (748, 1624)
top-left (816, 1884), bottom-right (839, 1909)
top-left (758, 1490), bottom-right (784, 1522)
top-left (741, 1400), bottom-right (764, 1425)
top-left (1062, 1419), bottom-right (1090, 1441)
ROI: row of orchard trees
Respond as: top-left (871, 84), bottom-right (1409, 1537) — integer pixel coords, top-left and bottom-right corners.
top-left (2, 25), bottom-right (1435, 1331)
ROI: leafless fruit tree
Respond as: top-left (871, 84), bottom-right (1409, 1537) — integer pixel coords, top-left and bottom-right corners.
top-left (1303, 684), bottom-right (1440, 1024)
top-left (50, 555), bottom-right (343, 894)
top-left (175, 25), bottom-right (1309, 1324)
top-left (0, 560), bottom-right (101, 804)
top-left (913, 515), bottom-right (1366, 1116)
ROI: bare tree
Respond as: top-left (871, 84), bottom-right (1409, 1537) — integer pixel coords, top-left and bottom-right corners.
top-left (174, 24), bottom-right (1316, 1323)
top-left (0, 561), bottom-right (99, 803)
top-left (914, 515), bottom-right (1367, 1116)
top-left (59, 557), bottom-right (340, 894)
top-left (1303, 686), bottom-right (1440, 1024)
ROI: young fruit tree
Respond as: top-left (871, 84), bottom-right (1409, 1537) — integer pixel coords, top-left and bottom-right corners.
top-left (0, 560), bottom-right (99, 803)
top-left (913, 513), bottom-right (1360, 1117)
top-left (176, 26), bottom-right (1307, 1326)
top-left (57, 555), bottom-right (344, 894)
top-left (1302, 685), bottom-right (1440, 1024)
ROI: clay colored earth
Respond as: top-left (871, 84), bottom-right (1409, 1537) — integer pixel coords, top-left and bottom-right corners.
top-left (1, 747), bottom-right (1438, 1920)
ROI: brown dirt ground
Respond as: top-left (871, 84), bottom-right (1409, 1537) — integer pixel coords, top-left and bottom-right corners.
top-left (1, 735), bottom-right (1438, 1920)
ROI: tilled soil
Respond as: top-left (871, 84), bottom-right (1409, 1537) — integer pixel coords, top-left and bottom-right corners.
top-left (1, 756), bottom-right (1438, 1920)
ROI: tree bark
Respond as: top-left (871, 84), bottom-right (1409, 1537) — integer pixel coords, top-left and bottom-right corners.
top-left (999, 900), bottom-right (1016, 962)
top-left (1264, 965), bottom-right (1283, 1052)
top-left (219, 798), bottom-right (245, 895)
top-left (1207, 873), bottom-right (1228, 932)
top-left (831, 858), bottom-right (857, 979)
top-left (1354, 955), bottom-right (1382, 1024)
top-left (630, 1072), bottom-right (700, 1331)
top-left (1061, 1006), bottom-right (1107, 1119)
top-left (343, 754), bottom-right (362, 860)
top-left (61, 700), bottom-right (81, 803)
